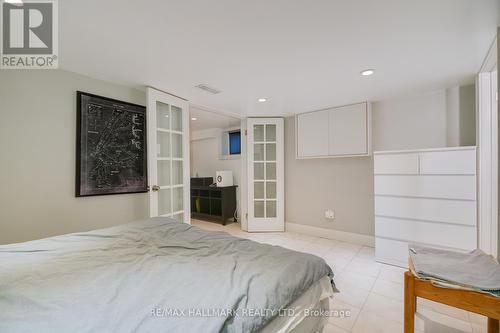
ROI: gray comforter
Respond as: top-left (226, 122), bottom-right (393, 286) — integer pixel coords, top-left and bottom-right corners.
top-left (0, 218), bottom-right (334, 333)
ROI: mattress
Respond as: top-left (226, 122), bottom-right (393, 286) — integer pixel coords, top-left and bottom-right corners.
top-left (0, 217), bottom-right (335, 333)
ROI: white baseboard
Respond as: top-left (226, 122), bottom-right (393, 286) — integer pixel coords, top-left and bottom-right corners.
top-left (285, 222), bottom-right (375, 247)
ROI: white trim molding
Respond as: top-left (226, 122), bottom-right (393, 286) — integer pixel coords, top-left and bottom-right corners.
top-left (476, 34), bottom-right (498, 257)
top-left (240, 118), bottom-right (248, 231)
top-left (285, 222), bottom-right (375, 247)
top-left (477, 70), bottom-right (498, 257)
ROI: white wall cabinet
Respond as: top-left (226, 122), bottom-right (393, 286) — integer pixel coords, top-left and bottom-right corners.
top-left (296, 110), bottom-right (329, 157)
top-left (296, 102), bottom-right (371, 159)
top-left (374, 146), bottom-right (477, 267)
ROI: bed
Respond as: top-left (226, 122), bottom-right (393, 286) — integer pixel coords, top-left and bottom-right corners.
top-left (0, 217), bottom-right (336, 333)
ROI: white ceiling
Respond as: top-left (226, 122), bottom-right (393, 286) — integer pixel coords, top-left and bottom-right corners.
top-left (60, 0), bottom-right (499, 116)
top-left (190, 106), bottom-right (240, 132)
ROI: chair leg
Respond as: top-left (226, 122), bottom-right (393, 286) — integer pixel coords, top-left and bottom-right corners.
top-left (488, 318), bottom-right (499, 333)
top-left (404, 272), bottom-right (416, 333)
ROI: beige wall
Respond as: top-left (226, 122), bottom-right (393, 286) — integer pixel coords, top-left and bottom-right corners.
top-left (459, 84), bottom-right (476, 146)
top-left (447, 84), bottom-right (476, 147)
top-left (372, 90), bottom-right (448, 151)
top-left (0, 70), bottom-right (148, 245)
top-left (0, 69), bottom-right (477, 242)
top-left (285, 87), bottom-right (475, 236)
top-left (190, 130), bottom-right (242, 186)
top-left (285, 116), bottom-right (375, 235)
top-left (446, 86), bottom-right (461, 146)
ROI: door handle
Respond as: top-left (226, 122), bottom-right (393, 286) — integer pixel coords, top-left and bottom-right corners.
top-left (151, 185), bottom-right (161, 192)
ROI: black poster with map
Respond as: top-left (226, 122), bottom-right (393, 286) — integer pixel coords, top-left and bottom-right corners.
top-left (76, 91), bottom-right (147, 197)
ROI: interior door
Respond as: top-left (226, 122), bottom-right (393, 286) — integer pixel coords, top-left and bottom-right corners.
top-left (146, 87), bottom-right (190, 223)
top-left (247, 118), bottom-right (284, 231)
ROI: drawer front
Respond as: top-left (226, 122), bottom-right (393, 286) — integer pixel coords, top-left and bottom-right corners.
top-left (375, 196), bottom-right (476, 226)
top-left (374, 153), bottom-right (419, 175)
top-left (419, 149), bottom-right (476, 175)
top-left (375, 217), bottom-right (477, 250)
top-left (375, 238), bottom-right (409, 268)
top-left (374, 175), bottom-right (476, 200)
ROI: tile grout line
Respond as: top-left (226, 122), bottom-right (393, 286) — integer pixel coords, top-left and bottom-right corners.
top-left (343, 253), bottom-right (384, 332)
top-left (332, 245), bottom-right (365, 332)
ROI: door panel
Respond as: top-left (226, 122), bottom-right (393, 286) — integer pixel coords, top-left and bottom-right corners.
top-left (147, 88), bottom-right (190, 223)
top-left (247, 118), bottom-right (284, 231)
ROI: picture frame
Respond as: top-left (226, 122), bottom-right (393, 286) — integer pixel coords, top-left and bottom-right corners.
top-left (76, 91), bottom-right (148, 197)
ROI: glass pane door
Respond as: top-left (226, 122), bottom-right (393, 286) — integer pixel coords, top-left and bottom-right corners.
top-left (253, 124), bottom-right (277, 218)
top-left (247, 118), bottom-right (284, 232)
top-left (147, 88), bottom-right (190, 223)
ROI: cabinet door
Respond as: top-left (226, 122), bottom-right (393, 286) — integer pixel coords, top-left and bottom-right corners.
top-left (296, 110), bottom-right (329, 157)
top-left (329, 103), bottom-right (367, 155)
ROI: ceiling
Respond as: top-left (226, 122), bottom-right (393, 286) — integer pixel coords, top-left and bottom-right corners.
top-left (190, 106), bottom-right (240, 132)
top-left (60, 0), bottom-right (499, 116)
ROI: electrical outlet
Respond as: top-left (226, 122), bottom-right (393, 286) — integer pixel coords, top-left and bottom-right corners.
top-left (325, 209), bottom-right (335, 220)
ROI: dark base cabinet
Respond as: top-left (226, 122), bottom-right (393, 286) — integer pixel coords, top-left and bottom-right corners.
top-left (191, 182), bottom-right (237, 225)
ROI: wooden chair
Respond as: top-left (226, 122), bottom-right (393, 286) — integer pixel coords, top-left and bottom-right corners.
top-left (404, 271), bottom-right (500, 333)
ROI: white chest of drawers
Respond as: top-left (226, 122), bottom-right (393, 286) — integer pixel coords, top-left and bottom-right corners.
top-left (374, 146), bottom-right (477, 267)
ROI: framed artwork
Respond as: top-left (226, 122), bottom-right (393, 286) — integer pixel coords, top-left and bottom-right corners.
top-left (76, 91), bottom-right (147, 197)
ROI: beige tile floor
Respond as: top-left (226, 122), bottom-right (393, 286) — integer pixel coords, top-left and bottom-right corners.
top-left (192, 219), bottom-right (489, 333)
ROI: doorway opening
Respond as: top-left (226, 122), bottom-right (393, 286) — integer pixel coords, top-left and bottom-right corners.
top-left (189, 105), bottom-right (242, 227)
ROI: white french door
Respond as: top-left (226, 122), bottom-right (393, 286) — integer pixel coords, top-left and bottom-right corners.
top-left (147, 87), bottom-right (190, 223)
top-left (247, 118), bottom-right (284, 232)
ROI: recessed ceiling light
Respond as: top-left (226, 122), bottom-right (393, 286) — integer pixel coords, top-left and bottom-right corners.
top-left (361, 69), bottom-right (375, 76)
top-left (191, 117), bottom-right (197, 121)
top-left (258, 98), bottom-right (267, 102)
